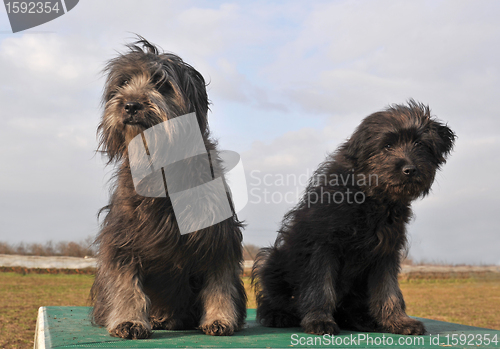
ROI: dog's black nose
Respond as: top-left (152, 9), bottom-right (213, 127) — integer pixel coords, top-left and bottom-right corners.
top-left (124, 102), bottom-right (142, 115)
top-left (402, 165), bottom-right (417, 176)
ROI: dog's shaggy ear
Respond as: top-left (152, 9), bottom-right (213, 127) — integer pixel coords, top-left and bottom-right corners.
top-left (339, 118), bottom-right (377, 166)
top-left (342, 133), bottom-right (362, 164)
top-left (429, 120), bottom-right (456, 164)
top-left (182, 68), bottom-right (210, 135)
top-left (160, 55), bottom-right (210, 136)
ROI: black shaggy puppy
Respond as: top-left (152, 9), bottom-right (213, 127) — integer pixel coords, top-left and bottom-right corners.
top-left (91, 38), bottom-right (246, 339)
top-left (253, 101), bottom-right (455, 336)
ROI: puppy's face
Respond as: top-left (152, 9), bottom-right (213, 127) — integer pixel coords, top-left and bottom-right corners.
top-left (98, 39), bottom-right (209, 163)
top-left (345, 101), bottom-right (455, 200)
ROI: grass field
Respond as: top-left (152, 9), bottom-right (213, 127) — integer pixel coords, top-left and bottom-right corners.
top-left (0, 273), bottom-right (499, 349)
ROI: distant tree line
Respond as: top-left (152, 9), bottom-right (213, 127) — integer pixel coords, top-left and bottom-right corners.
top-left (0, 237), bottom-right (96, 258)
top-left (0, 238), bottom-right (262, 260)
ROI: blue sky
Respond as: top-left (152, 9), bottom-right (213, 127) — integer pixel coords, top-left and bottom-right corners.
top-left (0, 0), bottom-right (499, 264)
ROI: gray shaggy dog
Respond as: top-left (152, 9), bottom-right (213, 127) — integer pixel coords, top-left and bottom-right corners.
top-left (91, 38), bottom-right (246, 339)
top-left (253, 101), bottom-right (455, 336)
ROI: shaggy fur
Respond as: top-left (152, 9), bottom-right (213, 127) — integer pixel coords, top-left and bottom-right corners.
top-left (253, 101), bottom-right (455, 336)
top-left (91, 38), bottom-right (246, 339)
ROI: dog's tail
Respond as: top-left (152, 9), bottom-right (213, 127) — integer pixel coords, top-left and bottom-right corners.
top-left (251, 246), bottom-right (301, 327)
top-left (251, 247), bottom-right (273, 320)
top-left (250, 247), bottom-right (272, 291)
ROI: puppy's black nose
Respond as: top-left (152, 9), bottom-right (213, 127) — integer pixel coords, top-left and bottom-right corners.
top-left (124, 102), bottom-right (142, 115)
top-left (402, 165), bottom-right (417, 176)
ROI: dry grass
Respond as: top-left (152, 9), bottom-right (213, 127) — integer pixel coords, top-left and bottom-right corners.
top-left (0, 273), bottom-right (498, 349)
top-left (401, 278), bottom-right (500, 330)
top-left (243, 276), bottom-right (257, 309)
top-left (0, 273), bottom-right (94, 349)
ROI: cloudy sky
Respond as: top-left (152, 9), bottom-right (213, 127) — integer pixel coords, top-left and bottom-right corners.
top-left (0, 0), bottom-right (499, 265)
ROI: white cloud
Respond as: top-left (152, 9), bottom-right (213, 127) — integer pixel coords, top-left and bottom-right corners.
top-left (259, 0), bottom-right (500, 122)
top-left (0, 35), bottom-right (101, 81)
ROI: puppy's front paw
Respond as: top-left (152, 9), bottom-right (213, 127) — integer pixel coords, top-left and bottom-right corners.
top-left (302, 319), bottom-right (340, 335)
top-left (385, 317), bottom-right (426, 335)
top-left (200, 320), bottom-right (234, 336)
top-left (111, 321), bottom-right (151, 339)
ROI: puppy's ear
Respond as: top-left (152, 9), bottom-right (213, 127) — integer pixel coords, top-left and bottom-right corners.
top-left (343, 135), bottom-right (361, 162)
top-left (340, 126), bottom-right (369, 166)
top-left (430, 120), bottom-right (456, 164)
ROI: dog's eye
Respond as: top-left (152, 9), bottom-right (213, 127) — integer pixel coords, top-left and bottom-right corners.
top-left (121, 80), bottom-right (129, 87)
top-left (385, 144), bottom-right (393, 151)
top-left (151, 74), bottom-right (169, 88)
top-left (157, 81), bottom-right (173, 93)
top-left (414, 141), bottom-right (421, 147)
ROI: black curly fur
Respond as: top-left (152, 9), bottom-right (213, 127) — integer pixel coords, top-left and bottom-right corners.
top-left (91, 37), bottom-right (246, 339)
top-left (253, 100), bottom-right (455, 336)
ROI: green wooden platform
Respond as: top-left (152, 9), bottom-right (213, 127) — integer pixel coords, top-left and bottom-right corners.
top-left (35, 307), bottom-right (500, 348)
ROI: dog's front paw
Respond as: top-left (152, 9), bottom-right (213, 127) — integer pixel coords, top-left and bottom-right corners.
top-left (111, 321), bottom-right (152, 339)
top-left (150, 317), bottom-right (165, 330)
top-left (150, 317), bottom-right (190, 330)
top-left (384, 317), bottom-right (426, 335)
top-left (259, 310), bottom-right (300, 328)
top-left (200, 320), bottom-right (234, 336)
top-left (302, 319), bottom-right (340, 335)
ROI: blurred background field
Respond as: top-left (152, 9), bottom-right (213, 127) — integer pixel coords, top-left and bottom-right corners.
top-left (0, 271), bottom-right (499, 349)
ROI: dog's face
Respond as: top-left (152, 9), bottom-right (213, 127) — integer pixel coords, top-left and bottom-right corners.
top-left (98, 39), bottom-right (209, 163)
top-left (344, 100), bottom-right (455, 200)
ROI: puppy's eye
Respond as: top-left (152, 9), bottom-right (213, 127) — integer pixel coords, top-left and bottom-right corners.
top-left (414, 141), bottom-right (421, 147)
top-left (385, 144), bottom-right (393, 151)
top-left (121, 80), bottom-right (129, 87)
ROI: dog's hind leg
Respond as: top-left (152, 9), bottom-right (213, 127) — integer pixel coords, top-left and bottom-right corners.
top-left (367, 253), bottom-right (425, 335)
top-left (253, 248), bottom-right (300, 328)
top-left (93, 264), bottom-right (152, 339)
top-left (198, 265), bottom-right (246, 336)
